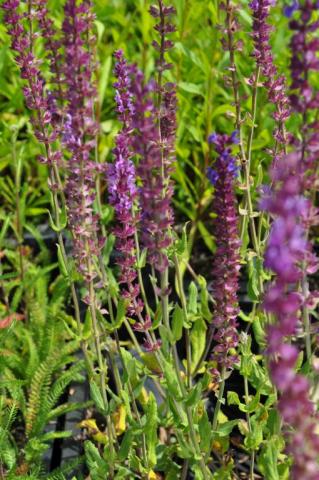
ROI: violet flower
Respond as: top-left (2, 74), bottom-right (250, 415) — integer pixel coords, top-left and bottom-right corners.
top-left (107, 52), bottom-right (162, 352)
top-left (2, 1), bottom-right (60, 153)
top-left (35, 0), bottom-right (63, 109)
top-left (289, 1), bottom-right (319, 115)
top-left (106, 50), bottom-right (141, 314)
top-left (148, 1), bottom-right (177, 272)
top-left (262, 150), bottom-right (319, 479)
top-left (129, 67), bottom-right (173, 271)
top-left (208, 133), bottom-right (241, 378)
top-left (249, 0), bottom-right (291, 148)
top-left (284, 0), bottom-right (299, 17)
top-left (62, 0), bottom-right (101, 282)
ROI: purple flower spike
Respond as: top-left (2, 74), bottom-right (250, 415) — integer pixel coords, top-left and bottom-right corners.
top-left (62, 0), bottom-right (101, 282)
top-left (106, 51), bottom-right (141, 315)
top-left (209, 133), bottom-right (241, 377)
top-left (289, 1), bottom-right (319, 114)
top-left (2, 1), bottom-right (61, 157)
top-left (129, 67), bottom-right (171, 271)
top-left (250, 0), bottom-right (291, 149)
top-left (263, 148), bottom-right (319, 478)
top-left (146, 0), bottom-right (177, 272)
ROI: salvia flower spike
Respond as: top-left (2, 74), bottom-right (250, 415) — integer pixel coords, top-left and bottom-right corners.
top-left (249, 0), bottom-right (291, 150)
top-left (62, 0), bottom-right (101, 282)
top-left (208, 132), bottom-right (241, 379)
top-left (289, 1), bottom-right (319, 115)
top-left (263, 151), bottom-right (319, 479)
top-left (107, 50), bottom-right (142, 315)
top-left (2, 0), bottom-right (61, 160)
top-left (148, 0), bottom-right (177, 272)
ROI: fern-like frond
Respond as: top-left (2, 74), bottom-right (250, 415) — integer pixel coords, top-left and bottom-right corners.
top-left (47, 400), bottom-right (93, 422)
top-left (45, 455), bottom-right (84, 480)
top-left (43, 361), bottom-right (85, 415)
top-left (25, 357), bottom-right (55, 437)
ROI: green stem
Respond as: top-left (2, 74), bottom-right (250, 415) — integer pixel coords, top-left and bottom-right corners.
top-left (244, 376), bottom-right (255, 480)
top-left (240, 67), bottom-right (261, 257)
top-left (134, 227), bottom-right (152, 317)
top-left (87, 266), bottom-right (116, 478)
top-left (173, 252), bottom-right (192, 387)
top-left (212, 366), bottom-right (226, 432)
top-left (302, 275), bottom-right (312, 361)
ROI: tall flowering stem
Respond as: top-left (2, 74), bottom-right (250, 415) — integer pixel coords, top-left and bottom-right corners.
top-left (62, 0), bottom-right (102, 283)
top-left (1, 1), bottom-right (81, 322)
top-left (287, 2), bottom-right (319, 360)
top-left (208, 132), bottom-right (241, 379)
top-left (149, 1), bottom-right (176, 273)
top-left (263, 151), bottom-right (319, 479)
top-left (207, 133), bottom-right (241, 432)
top-left (129, 67), bottom-right (167, 270)
top-left (108, 53), bottom-right (163, 357)
top-left (2, 0), bottom-right (99, 382)
top-left (62, 2), bottom-right (118, 469)
top-left (147, 1), bottom-right (177, 365)
top-left (35, 0), bottom-right (64, 105)
top-left (107, 50), bottom-right (142, 316)
top-left (2, 1), bottom-right (60, 164)
top-left (288, 1), bottom-right (319, 119)
top-left (250, 0), bottom-right (291, 153)
top-left (222, 1), bottom-right (261, 264)
top-left (222, 1), bottom-right (246, 164)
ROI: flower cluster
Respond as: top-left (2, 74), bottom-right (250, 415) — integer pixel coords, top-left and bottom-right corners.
top-left (106, 50), bottom-right (141, 314)
top-left (208, 132), bottom-right (241, 378)
top-left (35, 0), bottom-right (63, 107)
top-left (148, 1), bottom-right (177, 272)
top-left (129, 67), bottom-right (170, 271)
top-left (62, 0), bottom-right (101, 282)
top-left (3, 0), bottom-right (101, 283)
top-left (288, 1), bottom-right (319, 114)
top-left (2, 0), bottom-right (60, 158)
top-left (262, 151), bottom-right (319, 479)
top-left (249, 0), bottom-right (291, 147)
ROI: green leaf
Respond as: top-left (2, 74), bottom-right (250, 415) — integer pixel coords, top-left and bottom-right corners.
top-left (179, 81), bottom-right (204, 96)
top-left (90, 382), bottom-right (106, 414)
top-left (82, 308), bottom-right (92, 340)
top-left (244, 421), bottom-right (263, 450)
top-left (0, 215), bottom-right (11, 247)
top-left (258, 439), bottom-right (282, 480)
top-left (211, 104), bottom-right (236, 119)
top-left (172, 304), bottom-right (184, 341)
top-left (247, 254), bottom-right (260, 301)
top-left (137, 248), bottom-right (147, 269)
top-left (47, 204), bottom-right (67, 232)
top-left (197, 220), bottom-right (216, 253)
top-left (213, 419), bottom-right (238, 437)
top-left (175, 222), bottom-right (190, 259)
top-left (190, 318), bottom-right (206, 372)
top-left (113, 298), bottom-right (127, 329)
top-left (199, 409), bottom-right (212, 454)
top-left (252, 313), bottom-right (266, 347)
top-left (56, 244), bottom-right (69, 278)
top-left (188, 281), bottom-right (198, 315)
top-left (98, 56), bottom-right (112, 106)
top-left (119, 430), bottom-right (133, 462)
top-left (162, 358), bottom-right (183, 400)
top-left (144, 393), bottom-right (158, 467)
top-left (184, 381), bottom-right (202, 407)
top-left (198, 276), bottom-right (211, 321)
top-left (227, 391), bottom-right (240, 406)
